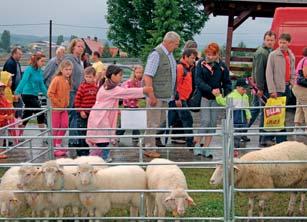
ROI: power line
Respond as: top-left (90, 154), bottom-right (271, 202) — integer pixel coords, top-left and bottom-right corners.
top-left (53, 23), bottom-right (109, 30)
top-left (0, 23), bottom-right (49, 27)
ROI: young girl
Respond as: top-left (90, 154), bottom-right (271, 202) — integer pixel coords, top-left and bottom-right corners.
top-left (116, 65), bottom-right (144, 146)
top-left (86, 65), bottom-right (153, 162)
top-left (74, 67), bottom-right (98, 156)
top-left (47, 60), bottom-right (72, 157)
top-left (0, 82), bottom-right (14, 159)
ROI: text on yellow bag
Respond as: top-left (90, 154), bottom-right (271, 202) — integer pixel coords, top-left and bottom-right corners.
top-left (264, 96), bottom-right (286, 131)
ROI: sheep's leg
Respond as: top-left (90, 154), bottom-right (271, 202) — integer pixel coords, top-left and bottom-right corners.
top-left (156, 204), bottom-right (166, 222)
top-left (88, 208), bottom-right (95, 222)
top-left (56, 207), bottom-right (64, 222)
top-left (258, 199), bottom-right (265, 222)
top-left (72, 206), bottom-right (79, 222)
top-left (299, 193), bottom-right (305, 215)
top-left (129, 206), bottom-right (138, 222)
top-left (146, 195), bottom-right (155, 217)
top-left (43, 209), bottom-right (50, 222)
top-left (247, 197), bottom-right (254, 219)
top-left (287, 192), bottom-right (297, 216)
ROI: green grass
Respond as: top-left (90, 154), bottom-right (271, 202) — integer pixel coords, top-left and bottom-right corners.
top-left (0, 168), bottom-right (302, 219)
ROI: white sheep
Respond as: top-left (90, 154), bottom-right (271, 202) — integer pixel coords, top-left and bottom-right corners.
top-left (210, 141), bottom-right (307, 219)
top-left (17, 164), bottom-right (52, 221)
top-left (74, 163), bottom-right (147, 220)
top-left (41, 160), bottom-right (82, 222)
top-left (146, 158), bottom-right (195, 222)
top-left (0, 166), bottom-right (26, 220)
top-left (74, 156), bottom-right (108, 170)
top-left (40, 157), bottom-right (107, 221)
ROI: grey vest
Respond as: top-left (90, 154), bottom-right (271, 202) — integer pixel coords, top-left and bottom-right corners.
top-left (153, 46), bottom-right (172, 99)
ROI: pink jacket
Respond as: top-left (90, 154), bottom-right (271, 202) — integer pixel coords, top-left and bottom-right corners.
top-left (86, 85), bottom-right (144, 144)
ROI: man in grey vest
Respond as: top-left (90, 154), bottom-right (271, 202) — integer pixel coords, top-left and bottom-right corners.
top-left (143, 31), bottom-right (180, 158)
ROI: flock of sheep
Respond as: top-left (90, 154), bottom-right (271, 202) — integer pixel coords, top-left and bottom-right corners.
top-left (0, 141), bottom-right (306, 221)
top-left (0, 156), bottom-right (194, 222)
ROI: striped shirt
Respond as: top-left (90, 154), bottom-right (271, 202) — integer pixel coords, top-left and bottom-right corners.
top-left (74, 82), bottom-right (98, 113)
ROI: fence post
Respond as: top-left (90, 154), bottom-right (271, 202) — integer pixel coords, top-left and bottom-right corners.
top-left (222, 119), bottom-right (230, 221)
top-left (228, 98), bottom-right (235, 221)
top-left (46, 99), bottom-right (53, 160)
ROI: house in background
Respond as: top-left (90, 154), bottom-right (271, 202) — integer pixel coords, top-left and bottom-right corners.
top-left (82, 36), bottom-right (103, 55)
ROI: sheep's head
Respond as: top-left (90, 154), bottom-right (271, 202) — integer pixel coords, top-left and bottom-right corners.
top-left (41, 160), bottom-right (64, 188)
top-left (0, 192), bottom-right (21, 217)
top-left (73, 163), bottom-right (97, 186)
top-left (209, 161), bottom-right (240, 185)
top-left (164, 188), bottom-right (195, 216)
top-left (17, 165), bottom-right (40, 189)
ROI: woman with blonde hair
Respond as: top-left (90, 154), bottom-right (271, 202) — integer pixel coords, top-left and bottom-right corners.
top-left (64, 38), bottom-right (85, 149)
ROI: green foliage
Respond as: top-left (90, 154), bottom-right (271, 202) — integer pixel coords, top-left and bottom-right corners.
top-left (56, 35), bottom-right (64, 45)
top-left (101, 42), bottom-right (112, 58)
top-left (106, 0), bottom-right (208, 60)
top-left (70, 35), bottom-right (78, 41)
top-left (1, 30), bottom-right (11, 52)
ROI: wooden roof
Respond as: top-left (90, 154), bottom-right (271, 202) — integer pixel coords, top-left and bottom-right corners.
top-left (203, 0), bottom-right (307, 18)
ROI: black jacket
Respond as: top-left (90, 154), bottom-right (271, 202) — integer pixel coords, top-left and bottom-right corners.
top-left (195, 58), bottom-right (232, 100)
top-left (3, 56), bottom-right (22, 91)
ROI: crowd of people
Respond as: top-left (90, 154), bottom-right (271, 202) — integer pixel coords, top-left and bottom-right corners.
top-left (0, 30), bottom-right (306, 162)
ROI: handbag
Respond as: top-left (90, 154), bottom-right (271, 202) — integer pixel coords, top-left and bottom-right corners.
top-left (187, 87), bottom-right (202, 112)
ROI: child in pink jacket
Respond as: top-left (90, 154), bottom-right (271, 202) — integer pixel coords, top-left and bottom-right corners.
top-left (86, 65), bottom-right (153, 162)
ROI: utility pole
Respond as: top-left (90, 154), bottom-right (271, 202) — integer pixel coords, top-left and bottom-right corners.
top-left (49, 20), bottom-right (52, 59)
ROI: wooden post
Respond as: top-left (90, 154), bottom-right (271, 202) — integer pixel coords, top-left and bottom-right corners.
top-left (225, 14), bottom-right (234, 68)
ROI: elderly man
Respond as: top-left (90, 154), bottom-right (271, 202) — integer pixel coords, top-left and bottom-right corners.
top-left (143, 31), bottom-right (180, 158)
top-left (43, 46), bottom-right (65, 87)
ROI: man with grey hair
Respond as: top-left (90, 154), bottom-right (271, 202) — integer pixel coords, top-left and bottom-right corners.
top-left (43, 46), bottom-right (65, 87)
top-left (143, 31), bottom-right (180, 158)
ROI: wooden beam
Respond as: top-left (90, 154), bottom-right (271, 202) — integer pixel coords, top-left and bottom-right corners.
top-left (233, 9), bottom-right (253, 30)
top-left (231, 56), bottom-right (253, 63)
top-left (231, 47), bottom-right (257, 52)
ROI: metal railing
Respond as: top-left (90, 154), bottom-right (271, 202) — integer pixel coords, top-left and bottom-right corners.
top-left (0, 101), bottom-right (306, 221)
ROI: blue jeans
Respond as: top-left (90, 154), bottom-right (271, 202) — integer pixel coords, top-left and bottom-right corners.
top-left (168, 100), bottom-right (194, 146)
top-left (68, 91), bottom-right (79, 146)
top-left (96, 142), bottom-right (110, 160)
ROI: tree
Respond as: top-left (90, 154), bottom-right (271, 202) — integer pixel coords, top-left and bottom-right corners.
top-left (233, 41), bottom-right (247, 57)
top-left (56, 35), bottom-right (64, 45)
top-left (106, 0), bottom-right (208, 59)
top-left (101, 43), bottom-right (112, 58)
top-left (70, 35), bottom-right (78, 41)
top-left (1, 30), bottom-right (11, 52)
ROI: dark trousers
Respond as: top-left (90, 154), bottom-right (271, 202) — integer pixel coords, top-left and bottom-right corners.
top-left (168, 100), bottom-right (194, 147)
top-left (96, 142), bottom-right (110, 159)
top-left (76, 114), bottom-right (89, 156)
top-left (21, 94), bottom-right (45, 126)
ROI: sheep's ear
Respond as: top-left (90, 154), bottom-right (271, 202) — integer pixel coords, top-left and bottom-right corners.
top-left (91, 169), bottom-right (98, 174)
top-left (56, 169), bottom-right (64, 175)
top-left (35, 169), bottom-right (43, 175)
top-left (10, 198), bottom-right (19, 203)
top-left (186, 195), bottom-right (196, 206)
top-left (164, 195), bottom-right (175, 203)
top-left (233, 165), bottom-right (240, 171)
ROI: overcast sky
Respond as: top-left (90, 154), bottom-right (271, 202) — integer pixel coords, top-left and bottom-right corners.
top-left (0, 0), bottom-right (272, 47)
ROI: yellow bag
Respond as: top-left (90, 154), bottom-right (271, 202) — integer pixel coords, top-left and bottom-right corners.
top-left (264, 96), bottom-right (286, 131)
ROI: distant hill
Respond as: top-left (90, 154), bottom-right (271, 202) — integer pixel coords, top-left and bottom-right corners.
top-left (11, 34), bottom-right (109, 46)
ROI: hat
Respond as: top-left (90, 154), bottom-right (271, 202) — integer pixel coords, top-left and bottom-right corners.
top-left (0, 82), bottom-right (5, 87)
top-left (236, 78), bottom-right (249, 88)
